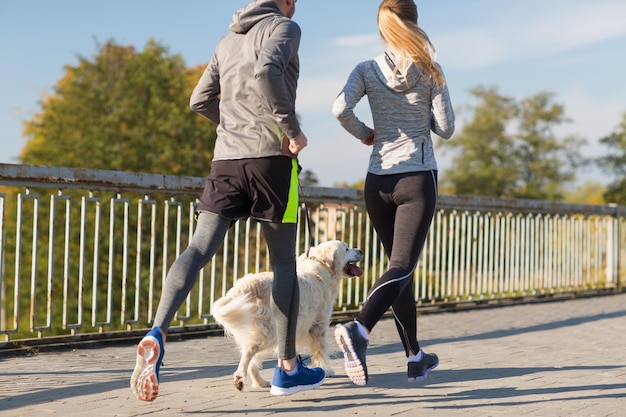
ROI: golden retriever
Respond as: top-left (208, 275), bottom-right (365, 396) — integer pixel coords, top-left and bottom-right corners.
top-left (211, 240), bottom-right (363, 391)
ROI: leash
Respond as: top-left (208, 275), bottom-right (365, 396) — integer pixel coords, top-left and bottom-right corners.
top-left (296, 162), bottom-right (315, 257)
top-left (299, 183), bottom-right (315, 257)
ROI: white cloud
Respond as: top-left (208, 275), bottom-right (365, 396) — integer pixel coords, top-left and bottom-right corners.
top-left (435, 31), bottom-right (504, 70)
top-left (433, 0), bottom-right (626, 70)
top-left (521, 1), bottom-right (626, 54)
top-left (298, 34), bottom-right (382, 113)
top-left (297, 76), bottom-right (346, 113)
top-left (554, 86), bottom-right (625, 185)
top-left (557, 87), bottom-right (624, 154)
top-left (333, 34), bottom-right (380, 48)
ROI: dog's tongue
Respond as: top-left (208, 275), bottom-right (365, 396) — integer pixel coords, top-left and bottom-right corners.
top-left (344, 263), bottom-right (363, 277)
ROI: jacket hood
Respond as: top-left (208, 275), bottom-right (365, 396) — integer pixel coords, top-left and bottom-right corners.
top-left (230, 0), bottom-right (283, 34)
top-left (374, 51), bottom-right (423, 93)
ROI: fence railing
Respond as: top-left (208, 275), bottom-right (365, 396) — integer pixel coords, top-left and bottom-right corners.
top-left (0, 163), bottom-right (624, 344)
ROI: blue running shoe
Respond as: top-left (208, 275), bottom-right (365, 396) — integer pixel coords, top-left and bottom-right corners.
top-left (130, 327), bottom-right (164, 401)
top-left (269, 356), bottom-right (325, 396)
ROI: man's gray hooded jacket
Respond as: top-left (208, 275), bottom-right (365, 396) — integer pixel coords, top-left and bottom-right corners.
top-left (190, 0), bottom-right (301, 161)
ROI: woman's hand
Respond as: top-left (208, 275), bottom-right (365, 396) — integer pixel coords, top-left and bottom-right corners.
top-left (361, 131), bottom-right (375, 146)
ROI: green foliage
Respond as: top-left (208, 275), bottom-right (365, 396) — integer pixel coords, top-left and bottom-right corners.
top-left (597, 112), bottom-right (626, 204)
top-left (514, 92), bottom-right (585, 200)
top-left (439, 86), bottom-right (585, 200)
top-left (563, 181), bottom-right (607, 205)
top-left (300, 169), bottom-right (319, 186)
top-left (333, 179), bottom-right (366, 189)
top-left (440, 86), bottom-right (518, 197)
top-left (603, 179), bottom-right (626, 205)
top-left (3, 39), bottom-right (219, 338)
top-left (21, 39), bottom-right (215, 176)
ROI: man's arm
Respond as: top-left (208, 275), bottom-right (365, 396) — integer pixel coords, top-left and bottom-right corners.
top-left (190, 55), bottom-right (221, 124)
top-left (254, 19), bottom-right (301, 139)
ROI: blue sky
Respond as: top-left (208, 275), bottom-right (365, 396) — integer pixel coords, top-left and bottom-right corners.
top-left (1, 0), bottom-right (625, 187)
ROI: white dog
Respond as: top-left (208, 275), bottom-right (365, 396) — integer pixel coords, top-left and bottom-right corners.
top-left (212, 240), bottom-right (363, 391)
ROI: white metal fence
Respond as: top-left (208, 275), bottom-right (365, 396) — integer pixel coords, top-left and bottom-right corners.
top-left (0, 163), bottom-right (624, 343)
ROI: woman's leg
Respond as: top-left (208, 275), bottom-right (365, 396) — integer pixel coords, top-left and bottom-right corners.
top-left (358, 171), bottom-right (437, 355)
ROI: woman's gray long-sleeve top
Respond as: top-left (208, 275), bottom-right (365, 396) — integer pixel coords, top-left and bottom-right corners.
top-left (333, 51), bottom-right (455, 175)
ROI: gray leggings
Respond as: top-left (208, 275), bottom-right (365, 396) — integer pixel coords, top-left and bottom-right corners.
top-left (153, 211), bottom-right (299, 360)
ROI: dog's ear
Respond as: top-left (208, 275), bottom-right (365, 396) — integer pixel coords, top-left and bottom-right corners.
top-left (307, 245), bottom-right (334, 270)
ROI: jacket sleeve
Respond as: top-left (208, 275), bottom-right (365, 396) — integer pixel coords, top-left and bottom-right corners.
top-left (332, 63), bottom-right (374, 141)
top-left (430, 64), bottom-right (455, 139)
top-left (189, 54), bottom-right (220, 124)
top-left (254, 19), bottom-right (301, 139)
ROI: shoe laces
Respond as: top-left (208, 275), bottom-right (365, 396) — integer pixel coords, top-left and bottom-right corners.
top-left (296, 356), bottom-right (318, 374)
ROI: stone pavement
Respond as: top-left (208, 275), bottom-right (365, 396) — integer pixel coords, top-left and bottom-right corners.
top-left (1, 293), bottom-right (625, 417)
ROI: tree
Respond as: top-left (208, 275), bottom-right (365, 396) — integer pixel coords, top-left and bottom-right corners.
top-left (300, 169), bottom-right (319, 186)
top-left (439, 86), bottom-right (585, 200)
top-left (21, 39), bottom-right (216, 176)
top-left (563, 181), bottom-right (606, 205)
top-left (5, 39), bottom-right (217, 338)
top-left (439, 86), bottom-right (518, 197)
top-left (333, 179), bottom-right (366, 189)
top-left (596, 112), bottom-right (626, 204)
top-left (514, 92), bottom-right (585, 200)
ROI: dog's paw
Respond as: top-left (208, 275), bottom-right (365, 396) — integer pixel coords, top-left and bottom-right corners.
top-left (324, 368), bottom-right (335, 377)
top-left (234, 375), bottom-right (245, 391)
top-left (250, 379), bottom-right (270, 388)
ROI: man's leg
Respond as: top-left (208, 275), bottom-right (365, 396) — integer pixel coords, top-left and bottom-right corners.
top-left (131, 211), bottom-right (231, 401)
top-left (263, 222), bottom-right (325, 395)
top-left (153, 212), bottom-right (231, 332)
top-left (262, 222), bottom-right (299, 362)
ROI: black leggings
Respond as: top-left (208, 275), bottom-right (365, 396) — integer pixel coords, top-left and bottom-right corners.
top-left (357, 170), bottom-right (437, 357)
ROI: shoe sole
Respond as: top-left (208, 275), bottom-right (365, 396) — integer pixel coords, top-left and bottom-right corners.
top-left (130, 336), bottom-right (161, 401)
top-left (334, 325), bottom-right (368, 386)
top-left (269, 378), bottom-right (325, 396)
top-left (407, 358), bottom-right (439, 382)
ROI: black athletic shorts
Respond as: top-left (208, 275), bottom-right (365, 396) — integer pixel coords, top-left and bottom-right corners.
top-left (196, 156), bottom-right (300, 224)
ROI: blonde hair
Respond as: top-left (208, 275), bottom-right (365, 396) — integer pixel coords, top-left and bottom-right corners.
top-left (377, 0), bottom-right (445, 85)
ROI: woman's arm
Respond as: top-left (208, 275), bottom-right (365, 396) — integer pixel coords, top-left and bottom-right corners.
top-left (332, 63), bottom-right (374, 141)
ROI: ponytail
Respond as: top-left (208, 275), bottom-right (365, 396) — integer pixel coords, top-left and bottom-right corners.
top-left (378, 0), bottom-right (445, 85)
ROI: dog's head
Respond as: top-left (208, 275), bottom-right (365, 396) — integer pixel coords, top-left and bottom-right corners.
top-left (304, 240), bottom-right (363, 278)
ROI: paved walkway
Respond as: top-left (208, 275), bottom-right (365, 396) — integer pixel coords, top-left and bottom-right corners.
top-left (1, 293), bottom-right (625, 417)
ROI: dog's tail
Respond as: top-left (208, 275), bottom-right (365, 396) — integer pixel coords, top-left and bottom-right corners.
top-left (212, 292), bottom-right (263, 335)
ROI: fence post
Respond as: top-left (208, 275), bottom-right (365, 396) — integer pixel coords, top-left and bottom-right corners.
top-left (607, 203), bottom-right (623, 291)
top-left (616, 204), bottom-right (623, 291)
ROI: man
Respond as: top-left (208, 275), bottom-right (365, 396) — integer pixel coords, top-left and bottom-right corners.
top-left (130, 0), bottom-right (325, 401)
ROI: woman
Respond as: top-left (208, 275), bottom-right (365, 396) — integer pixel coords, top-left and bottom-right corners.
top-left (332, 0), bottom-right (455, 386)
